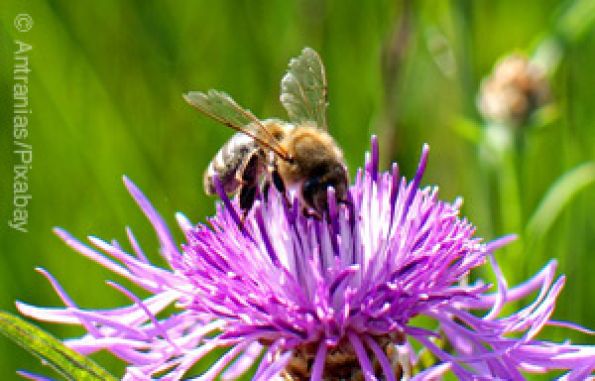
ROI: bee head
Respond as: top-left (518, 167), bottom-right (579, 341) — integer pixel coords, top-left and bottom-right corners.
top-left (301, 163), bottom-right (349, 216)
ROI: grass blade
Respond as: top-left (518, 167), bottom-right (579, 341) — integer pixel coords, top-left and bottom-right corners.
top-left (0, 311), bottom-right (117, 381)
top-left (527, 162), bottom-right (595, 242)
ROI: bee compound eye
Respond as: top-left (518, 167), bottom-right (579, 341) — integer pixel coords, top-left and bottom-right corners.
top-left (303, 177), bottom-right (320, 194)
top-left (302, 178), bottom-right (323, 206)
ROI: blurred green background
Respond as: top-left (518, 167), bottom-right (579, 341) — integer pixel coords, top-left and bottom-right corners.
top-left (1, 0), bottom-right (594, 379)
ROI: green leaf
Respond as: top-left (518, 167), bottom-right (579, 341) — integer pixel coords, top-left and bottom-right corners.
top-left (556, 0), bottom-right (595, 43)
top-left (450, 116), bottom-right (483, 145)
top-left (0, 311), bottom-right (117, 381)
top-left (526, 162), bottom-right (595, 242)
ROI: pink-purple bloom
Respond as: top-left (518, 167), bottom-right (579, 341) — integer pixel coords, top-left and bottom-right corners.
top-left (18, 138), bottom-right (594, 380)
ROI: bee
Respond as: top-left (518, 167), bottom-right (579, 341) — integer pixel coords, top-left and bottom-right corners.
top-left (184, 48), bottom-right (349, 220)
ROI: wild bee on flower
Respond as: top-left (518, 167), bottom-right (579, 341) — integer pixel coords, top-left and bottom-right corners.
top-left (10, 47), bottom-right (594, 381)
top-left (184, 48), bottom-right (349, 221)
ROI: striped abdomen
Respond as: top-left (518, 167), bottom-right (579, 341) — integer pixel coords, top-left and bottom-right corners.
top-left (204, 132), bottom-right (260, 195)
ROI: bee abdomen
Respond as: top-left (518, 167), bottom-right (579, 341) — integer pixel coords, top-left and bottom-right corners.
top-left (204, 133), bottom-right (258, 195)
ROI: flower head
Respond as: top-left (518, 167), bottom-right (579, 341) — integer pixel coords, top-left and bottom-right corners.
top-left (478, 54), bottom-right (550, 126)
top-left (18, 138), bottom-right (594, 380)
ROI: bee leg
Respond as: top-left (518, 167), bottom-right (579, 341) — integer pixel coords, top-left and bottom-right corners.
top-left (271, 166), bottom-right (291, 206)
top-left (237, 150), bottom-right (261, 185)
top-left (262, 180), bottom-right (271, 203)
top-left (239, 185), bottom-right (257, 225)
top-left (338, 198), bottom-right (353, 212)
top-left (302, 206), bottom-right (322, 220)
top-left (337, 198), bottom-right (352, 207)
top-left (271, 167), bottom-right (285, 193)
top-left (337, 198), bottom-right (355, 223)
top-left (234, 169), bottom-right (249, 186)
top-left (235, 151), bottom-right (261, 227)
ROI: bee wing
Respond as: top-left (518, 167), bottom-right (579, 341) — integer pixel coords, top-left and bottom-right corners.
top-left (184, 90), bottom-right (291, 161)
top-left (280, 47), bottom-right (328, 130)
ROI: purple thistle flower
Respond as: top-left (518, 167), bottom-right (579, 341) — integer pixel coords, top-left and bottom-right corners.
top-left (18, 138), bottom-right (594, 380)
